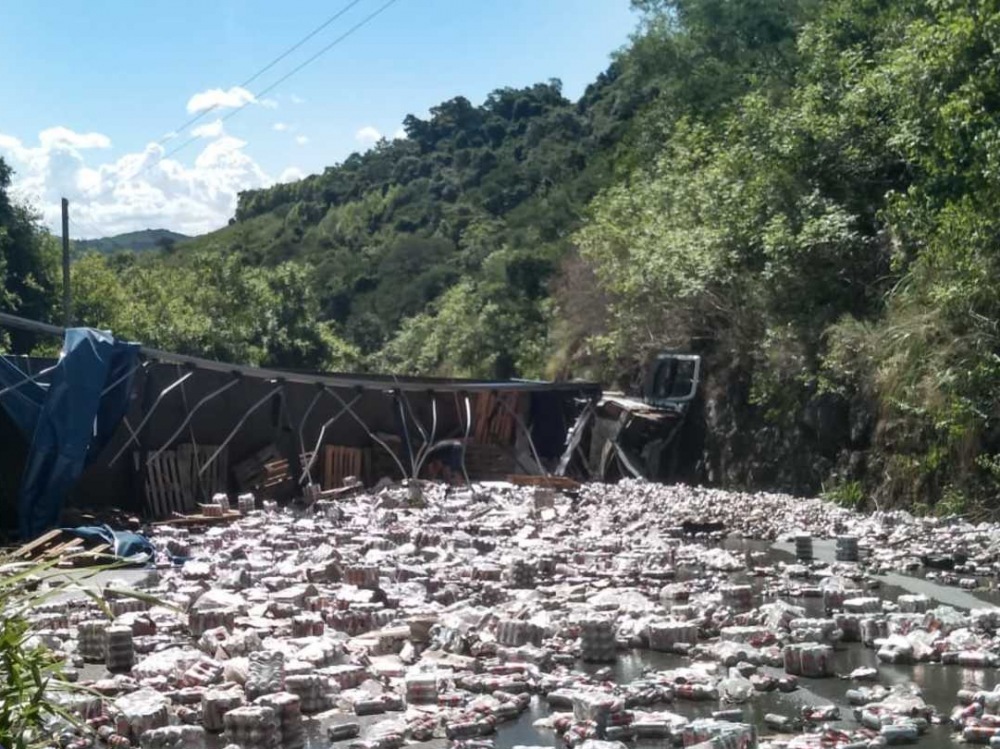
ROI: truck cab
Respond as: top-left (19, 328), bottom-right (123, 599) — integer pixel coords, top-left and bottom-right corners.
top-left (588, 354), bottom-right (702, 481)
top-left (643, 353), bottom-right (701, 410)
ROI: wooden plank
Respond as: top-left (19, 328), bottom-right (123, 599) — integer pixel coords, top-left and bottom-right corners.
top-left (472, 392), bottom-right (517, 446)
top-left (67, 543), bottom-right (112, 567)
top-left (143, 449), bottom-right (190, 520)
top-left (157, 452), bottom-right (177, 515)
top-left (139, 453), bottom-right (155, 520)
top-left (505, 474), bottom-right (580, 490)
top-left (176, 444), bottom-right (195, 512)
top-left (196, 443), bottom-right (224, 496)
top-left (41, 537), bottom-right (83, 559)
top-left (154, 454), bottom-right (171, 518)
top-left (322, 446), bottom-right (365, 490)
top-left (151, 511), bottom-right (241, 528)
top-left (135, 452), bottom-right (155, 519)
top-left (153, 456), bottom-right (169, 518)
top-left (323, 445), bottom-right (333, 489)
top-left (318, 483), bottom-right (364, 499)
top-left (234, 444), bottom-right (280, 488)
top-left (166, 452), bottom-right (187, 515)
top-left (215, 445), bottom-right (228, 495)
top-left (12, 529), bottom-right (63, 559)
top-left (187, 444), bottom-right (202, 510)
top-left (146, 454), bottom-right (165, 519)
top-left (196, 445), bottom-right (214, 496)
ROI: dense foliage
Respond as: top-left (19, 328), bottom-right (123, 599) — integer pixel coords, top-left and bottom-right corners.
top-left (578, 0), bottom-right (1000, 511)
top-left (5, 0), bottom-right (1000, 510)
top-left (0, 159), bottom-right (58, 352)
top-left (183, 76), bottom-right (642, 377)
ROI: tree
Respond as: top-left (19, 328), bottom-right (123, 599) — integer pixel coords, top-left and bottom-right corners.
top-left (0, 157), bottom-right (58, 352)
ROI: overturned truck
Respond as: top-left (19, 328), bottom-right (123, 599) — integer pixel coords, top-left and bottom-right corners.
top-left (571, 354), bottom-right (701, 482)
top-left (0, 313), bottom-right (700, 537)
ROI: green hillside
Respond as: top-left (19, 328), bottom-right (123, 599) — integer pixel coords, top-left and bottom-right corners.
top-left (75, 229), bottom-right (189, 254)
top-left (178, 74), bottom-right (643, 376)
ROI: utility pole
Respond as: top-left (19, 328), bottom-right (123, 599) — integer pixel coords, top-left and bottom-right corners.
top-left (61, 197), bottom-right (71, 327)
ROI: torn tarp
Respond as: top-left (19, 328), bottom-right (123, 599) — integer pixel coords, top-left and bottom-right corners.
top-left (0, 328), bottom-right (140, 538)
top-left (63, 524), bottom-right (155, 563)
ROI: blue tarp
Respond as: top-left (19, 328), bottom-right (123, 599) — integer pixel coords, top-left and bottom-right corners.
top-left (0, 328), bottom-right (140, 538)
top-left (63, 524), bottom-right (154, 562)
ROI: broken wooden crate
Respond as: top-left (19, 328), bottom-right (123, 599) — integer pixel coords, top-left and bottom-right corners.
top-left (135, 444), bottom-right (228, 520)
top-left (8, 528), bottom-right (112, 566)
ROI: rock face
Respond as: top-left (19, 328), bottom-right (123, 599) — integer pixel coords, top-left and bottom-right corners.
top-left (694, 359), bottom-right (878, 501)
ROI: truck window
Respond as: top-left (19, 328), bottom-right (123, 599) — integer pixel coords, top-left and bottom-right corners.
top-left (652, 357), bottom-right (698, 401)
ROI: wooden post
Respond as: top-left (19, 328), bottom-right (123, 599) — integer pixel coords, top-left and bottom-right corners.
top-left (61, 198), bottom-right (71, 327)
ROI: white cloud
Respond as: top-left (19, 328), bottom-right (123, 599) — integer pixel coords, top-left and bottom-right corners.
top-left (191, 119), bottom-right (224, 139)
top-left (393, 127), bottom-right (407, 140)
top-left (278, 167), bottom-right (305, 183)
top-left (273, 122), bottom-right (290, 132)
top-left (186, 86), bottom-right (256, 114)
top-left (76, 167), bottom-right (102, 196)
top-left (39, 127), bottom-right (111, 150)
top-left (259, 98), bottom-right (278, 110)
top-left (295, 135), bottom-right (309, 146)
top-left (355, 126), bottom-right (381, 146)
top-left (0, 125), bottom-right (273, 237)
top-left (290, 94), bottom-right (305, 105)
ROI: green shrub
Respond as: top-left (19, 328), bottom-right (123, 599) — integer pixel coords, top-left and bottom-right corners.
top-left (821, 480), bottom-right (865, 511)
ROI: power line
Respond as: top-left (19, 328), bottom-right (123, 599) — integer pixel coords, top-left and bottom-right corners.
top-left (74, 215), bottom-right (108, 241)
top-left (66, 215), bottom-right (105, 241)
top-left (37, 1), bottom-right (393, 240)
top-left (152, 0), bottom-right (368, 150)
top-left (139, 0), bottom-right (402, 178)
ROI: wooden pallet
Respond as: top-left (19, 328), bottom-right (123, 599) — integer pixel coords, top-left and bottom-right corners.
top-left (322, 446), bottom-right (369, 489)
top-left (136, 444), bottom-right (227, 520)
top-left (260, 456), bottom-right (296, 499)
top-left (10, 528), bottom-right (62, 559)
top-left (43, 538), bottom-right (83, 558)
top-left (233, 444), bottom-right (282, 490)
top-left (473, 392), bottom-right (518, 446)
top-left (234, 445), bottom-right (313, 500)
top-left (178, 443), bottom-right (227, 504)
top-left (9, 530), bottom-right (108, 566)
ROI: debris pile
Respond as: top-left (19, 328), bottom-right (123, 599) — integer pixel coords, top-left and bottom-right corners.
top-left (9, 479), bottom-right (1000, 748)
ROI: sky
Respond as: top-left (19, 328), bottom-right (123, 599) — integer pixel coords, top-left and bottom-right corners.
top-left (0, 0), bottom-right (639, 239)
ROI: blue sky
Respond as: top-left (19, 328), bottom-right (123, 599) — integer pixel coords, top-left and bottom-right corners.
top-left (0, 0), bottom-right (638, 237)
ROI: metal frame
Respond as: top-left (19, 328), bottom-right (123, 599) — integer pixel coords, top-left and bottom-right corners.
top-left (108, 370), bottom-right (194, 466)
top-left (147, 374), bottom-right (239, 465)
top-left (0, 311), bottom-right (605, 504)
top-left (324, 387), bottom-right (409, 479)
top-left (0, 361), bottom-right (58, 400)
top-left (495, 391), bottom-right (549, 477)
top-left (0, 311), bottom-right (600, 395)
top-left (296, 387), bottom-right (327, 486)
top-left (299, 392), bottom-right (363, 484)
top-left (199, 383), bottom-right (282, 477)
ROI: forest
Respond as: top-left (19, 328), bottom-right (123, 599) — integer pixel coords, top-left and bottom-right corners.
top-left (4, 0), bottom-right (1000, 513)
